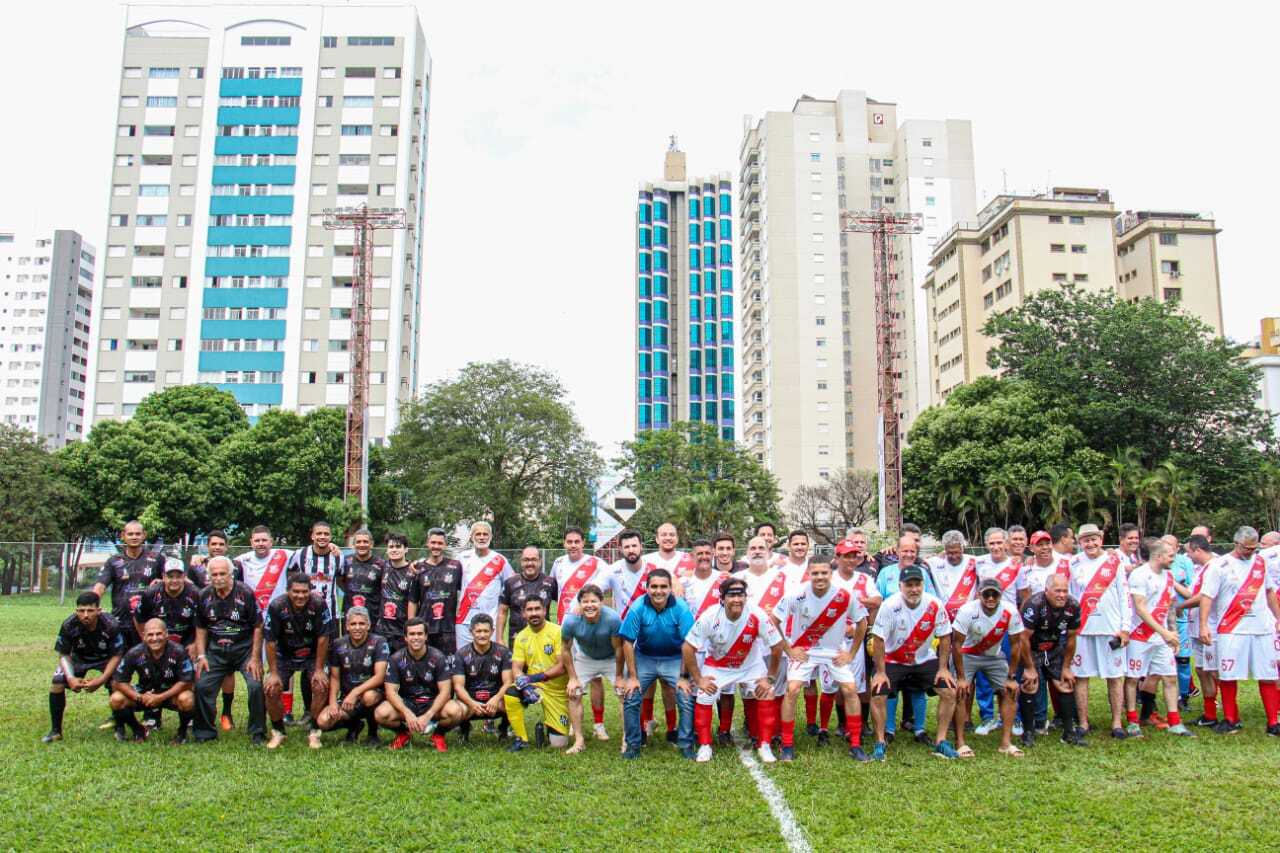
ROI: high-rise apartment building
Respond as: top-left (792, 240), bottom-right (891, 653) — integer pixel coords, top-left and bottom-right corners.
top-left (923, 188), bottom-right (1225, 401)
top-left (92, 4), bottom-right (430, 442)
top-left (634, 146), bottom-right (735, 440)
top-left (739, 91), bottom-right (974, 500)
top-left (0, 229), bottom-right (94, 446)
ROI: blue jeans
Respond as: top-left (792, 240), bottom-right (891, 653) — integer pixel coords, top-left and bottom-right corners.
top-left (623, 654), bottom-right (694, 752)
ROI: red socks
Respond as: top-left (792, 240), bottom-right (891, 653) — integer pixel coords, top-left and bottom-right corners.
top-left (717, 693), bottom-right (734, 734)
top-left (282, 693), bottom-right (294, 715)
top-left (1259, 681), bottom-right (1280, 726)
top-left (743, 698), bottom-right (759, 743)
top-left (694, 703), bottom-right (714, 746)
top-left (641, 696), bottom-right (654, 728)
top-left (1126, 710), bottom-right (1139, 724)
top-left (592, 704), bottom-right (604, 725)
top-left (846, 714), bottom-right (863, 748)
top-left (1167, 710), bottom-right (1182, 727)
top-left (665, 707), bottom-right (677, 733)
top-left (819, 693), bottom-right (835, 730)
top-left (1220, 680), bottom-right (1240, 723)
top-left (1203, 696), bottom-right (1218, 721)
top-left (755, 698), bottom-right (778, 748)
top-left (781, 719), bottom-right (795, 748)
top-left (804, 692), bottom-right (818, 725)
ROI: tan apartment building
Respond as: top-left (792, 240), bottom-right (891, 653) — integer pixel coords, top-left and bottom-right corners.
top-left (1115, 210), bottom-right (1223, 333)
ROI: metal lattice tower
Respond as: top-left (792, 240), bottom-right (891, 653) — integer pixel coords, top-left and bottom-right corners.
top-left (841, 209), bottom-right (922, 532)
top-left (322, 205), bottom-right (407, 512)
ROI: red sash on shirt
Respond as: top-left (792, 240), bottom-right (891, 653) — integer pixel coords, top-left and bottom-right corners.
top-left (252, 549), bottom-right (289, 611)
top-left (944, 559), bottom-right (978, 620)
top-left (705, 614), bottom-right (760, 669)
top-left (793, 588), bottom-right (852, 649)
top-left (620, 565), bottom-right (652, 619)
top-left (557, 557), bottom-right (598, 617)
top-left (757, 572), bottom-right (787, 613)
top-left (1078, 554), bottom-right (1121, 631)
top-left (885, 600), bottom-right (940, 664)
top-left (695, 572), bottom-right (728, 618)
top-left (960, 608), bottom-right (1012, 655)
top-left (1131, 574), bottom-right (1174, 642)
top-left (456, 554), bottom-right (505, 625)
top-left (674, 553), bottom-right (695, 579)
top-left (1055, 557), bottom-right (1071, 579)
top-left (1217, 556), bottom-right (1267, 635)
top-left (992, 561), bottom-right (1020, 591)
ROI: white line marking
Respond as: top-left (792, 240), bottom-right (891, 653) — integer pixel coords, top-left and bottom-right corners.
top-left (737, 744), bottom-right (812, 853)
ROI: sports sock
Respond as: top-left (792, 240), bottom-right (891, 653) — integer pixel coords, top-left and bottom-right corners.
top-left (271, 719), bottom-right (286, 734)
top-left (717, 693), bottom-right (734, 733)
top-left (282, 692), bottom-right (294, 716)
top-left (503, 694), bottom-right (528, 741)
top-left (640, 696), bottom-right (654, 728)
top-left (115, 708), bottom-right (144, 734)
top-left (743, 698), bottom-right (759, 742)
top-left (1056, 689), bottom-right (1078, 734)
top-left (222, 692), bottom-right (234, 715)
top-left (910, 690), bottom-right (928, 732)
top-left (804, 692), bottom-right (818, 726)
top-left (1018, 691), bottom-right (1037, 732)
top-left (665, 707), bottom-right (676, 733)
top-left (1166, 710), bottom-right (1182, 726)
top-left (694, 703), bottom-right (714, 746)
top-left (818, 693), bottom-right (835, 730)
top-left (344, 719), bottom-right (361, 737)
top-left (1219, 680), bottom-right (1239, 723)
top-left (1258, 682), bottom-right (1280, 726)
top-left (835, 704), bottom-right (847, 731)
top-left (1139, 690), bottom-right (1156, 718)
top-left (755, 697), bottom-right (778, 747)
top-left (1126, 709), bottom-right (1139, 724)
top-left (780, 718), bottom-right (795, 748)
top-left (177, 711), bottom-right (192, 735)
top-left (366, 711), bottom-right (379, 739)
top-left (592, 703), bottom-right (605, 725)
top-left (49, 692), bottom-right (66, 732)
top-left (846, 715), bottom-right (863, 748)
top-left (1203, 696), bottom-right (1217, 720)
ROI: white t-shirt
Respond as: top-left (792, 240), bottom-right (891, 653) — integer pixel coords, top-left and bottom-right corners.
top-left (927, 555), bottom-right (977, 615)
top-left (685, 604), bottom-right (781, 672)
top-left (1263, 545), bottom-right (1280, 590)
top-left (833, 570), bottom-right (881, 608)
top-left (1201, 552), bottom-right (1277, 636)
top-left (779, 558), bottom-right (810, 589)
top-left (1024, 555), bottom-right (1072, 598)
top-left (952, 598), bottom-right (1024, 658)
top-left (976, 555), bottom-right (1026, 607)
top-left (775, 582), bottom-right (867, 656)
top-left (872, 592), bottom-right (952, 665)
top-left (681, 570), bottom-right (730, 620)
top-left (1069, 551), bottom-right (1131, 636)
top-left (608, 558), bottom-right (649, 620)
top-left (456, 549), bottom-right (514, 626)
top-left (550, 553), bottom-right (608, 618)
top-left (642, 550), bottom-right (694, 580)
top-left (1128, 564), bottom-right (1176, 640)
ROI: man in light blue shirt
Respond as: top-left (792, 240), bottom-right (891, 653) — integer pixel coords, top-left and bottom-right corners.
top-left (619, 569), bottom-right (695, 759)
top-left (560, 584), bottom-right (622, 753)
top-left (1165, 534), bottom-right (1196, 704)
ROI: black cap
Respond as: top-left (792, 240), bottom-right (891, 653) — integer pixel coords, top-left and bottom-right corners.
top-left (977, 578), bottom-right (1002, 595)
top-left (899, 565), bottom-right (924, 584)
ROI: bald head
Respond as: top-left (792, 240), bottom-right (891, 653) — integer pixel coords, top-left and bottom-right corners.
top-left (1261, 531), bottom-right (1280, 548)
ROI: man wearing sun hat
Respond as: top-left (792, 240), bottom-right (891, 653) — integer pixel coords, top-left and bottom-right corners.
top-left (1068, 523), bottom-right (1130, 740)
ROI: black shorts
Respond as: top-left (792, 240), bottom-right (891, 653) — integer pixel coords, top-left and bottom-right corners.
top-left (52, 658), bottom-right (107, 687)
top-left (277, 655), bottom-right (324, 685)
top-left (427, 633), bottom-right (456, 656)
top-left (1017, 651), bottom-right (1066, 685)
top-left (883, 660), bottom-right (940, 696)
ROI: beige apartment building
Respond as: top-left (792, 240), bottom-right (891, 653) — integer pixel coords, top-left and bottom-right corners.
top-left (740, 91), bottom-right (975, 502)
top-left (923, 188), bottom-right (1224, 401)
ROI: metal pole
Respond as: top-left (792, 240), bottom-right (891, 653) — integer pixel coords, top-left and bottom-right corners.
top-left (60, 542), bottom-right (68, 605)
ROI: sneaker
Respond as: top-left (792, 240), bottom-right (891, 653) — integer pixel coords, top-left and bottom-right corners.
top-left (1012, 721), bottom-right (1024, 737)
top-left (884, 731), bottom-right (895, 744)
top-left (770, 735), bottom-right (782, 750)
top-left (113, 724), bottom-right (128, 742)
top-left (593, 723), bottom-right (610, 742)
top-left (1111, 727), bottom-right (1129, 740)
top-left (805, 723), bottom-right (820, 737)
top-left (1266, 723), bottom-right (1280, 737)
top-left (696, 744), bottom-right (713, 763)
top-left (1047, 717), bottom-right (1064, 731)
top-left (816, 730), bottom-right (830, 747)
top-left (848, 745), bottom-right (870, 762)
top-left (1035, 722), bottom-right (1051, 736)
top-left (266, 730), bottom-right (286, 749)
top-left (1187, 686), bottom-right (1201, 699)
top-left (1061, 730), bottom-right (1087, 747)
top-left (308, 730), bottom-right (323, 750)
top-left (665, 729), bottom-right (679, 745)
top-left (1214, 720), bottom-right (1243, 735)
top-left (836, 725), bottom-right (847, 739)
top-left (41, 731), bottom-right (63, 744)
top-left (680, 746), bottom-right (696, 760)
top-left (142, 713), bottom-right (160, 729)
top-left (431, 733), bottom-right (448, 752)
top-left (343, 728), bottom-right (360, 745)
top-left (506, 737), bottom-right (527, 753)
top-left (1194, 715), bottom-right (1219, 728)
top-left (779, 745), bottom-right (795, 762)
top-left (1144, 712), bottom-right (1169, 730)
top-left (1167, 724), bottom-right (1195, 737)
top-left (219, 714), bottom-right (233, 732)
top-left (98, 717), bottom-right (116, 730)
top-left (717, 731), bottom-right (734, 747)
top-left (390, 731), bottom-right (412, 751)
top-left (1178, 695), bottom-right (1190, 711)
top-left (913, 730), bottom-right (931, 746)
top-left (872, 742), bottom-right (887, 762)
top-left (1125, 722), bottom-right (1143, 738)
top-left (620, 747), bottom-right (640, 759)
top-left (757, 743), bottom-right (777, 764)
top-left (931, 740), bottom-right (959, 759)
top-left (974, 719), bottom-right (998, 736)
top-left (1021, 730), bottom-right (1036, 749)
top-left (131, 729), bottom-right (149, 743)
top-left (297, 715), bottom-right (313, 730)
top-left (282, 713), bottom-right (295, 726)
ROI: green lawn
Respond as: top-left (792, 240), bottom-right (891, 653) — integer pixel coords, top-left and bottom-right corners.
top-left (3, 595), bottom-right (1278, 851)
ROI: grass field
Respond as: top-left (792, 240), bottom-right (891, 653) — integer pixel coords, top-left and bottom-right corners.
top-left (3, 594), bottom-right (1279, 852)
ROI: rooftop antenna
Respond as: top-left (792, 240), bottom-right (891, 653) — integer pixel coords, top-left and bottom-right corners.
top-left (668, 133), bottom-right (679, 152)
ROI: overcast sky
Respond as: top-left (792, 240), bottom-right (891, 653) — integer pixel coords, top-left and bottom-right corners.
top-left (2, 1), bottom-right (1273, 459)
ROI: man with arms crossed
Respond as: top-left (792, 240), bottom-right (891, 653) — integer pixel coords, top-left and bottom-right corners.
top-left (560, 585), bottom-right (623, 752)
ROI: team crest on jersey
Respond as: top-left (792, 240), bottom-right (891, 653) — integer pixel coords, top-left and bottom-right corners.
top-left (919, 620), bottom-right (933, 631)
top-left (826, 607), bottom-right (838, 617)
top-left (543, 644), bottom-right (554, 655)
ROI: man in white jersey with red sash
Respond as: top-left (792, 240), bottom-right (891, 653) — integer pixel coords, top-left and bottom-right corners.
top-left (674, 539), bottom-right (735, 744)
top-left (1124, 538), bottom-right (1195, 737)
top-left (1195, 526), bottom-right (1280, 735)
top-left (234, 526), bottom-right (292, 616)
top-left (1175, 533), bottom-right (1220, 727)
top-left (550, 527), bottom-right (607, 622)
top-left (775, 556), bottom-right (871, 762)
top-left (1117, 523), bottom-right (1142, 572)
top-left (644, 522), bottom-right (695, 581)
top-left (928, 531), bottom-right (978, 623)
top-left (454, 522), bottom-right (514, 650)
top-left (683, 575), bottom-right (783, 763)
top-left (753, 522), bottom-right (786, 569)
top-left (776, 529), bottom-right (825, 734)
top-left (971, 527), bottom-right (1025, 736)
top-left (869, 565), bottom-right (957, 761)
top-left (951, 577), bottom-right (1027, 757)
top-left (1023, 530), bottom-right (1069, 600)
top-left (1068, 523), bottom-right (1130, 739)
top-left (823, 539), bottom-right (882, 743)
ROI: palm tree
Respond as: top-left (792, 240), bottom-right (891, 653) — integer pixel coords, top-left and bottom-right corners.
top-left (1104, 447), bottom-right (1143, 531)
top-left (985, 478), bottom-right (1013, 529)
top-left (1256, 461), bottom-right (1280, 533)
top-left (1132, 470), bottom-right (1165, 537)
top-left (937, 483), bottom-right (983, 543)
top-left (1033, 468), bottom-right (1087, 527)
top-left (1150, 461), bottom-right (1199, 534)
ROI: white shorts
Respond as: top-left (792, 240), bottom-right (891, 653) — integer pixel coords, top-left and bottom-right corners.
top-left (697, 664), bottom-right (767, 706)
top-left (1215, 633), bottom-right (1280, 682)
top-left (1072, 634), bottom-right (1126, 679)
top-left (572, 654), bottom-right (617, 689)
top-left (818, 649), bottom-right (866, 693)
top-left (1192, 638), bottom-right (1218, 672)
top-left (1125, 637), bottom-right (1176, 678)
top-left (789, 655), bottom-right (860, 690)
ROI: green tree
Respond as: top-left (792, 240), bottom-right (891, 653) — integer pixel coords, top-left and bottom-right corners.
top-left (386, 360), bottom-right (602, 547)
top-left (1151, 459), bottom-right (1200, 534)
top-left (133, 384), bottom-right (249, 447)
top-left (617, 422), bottom-right (781, 543)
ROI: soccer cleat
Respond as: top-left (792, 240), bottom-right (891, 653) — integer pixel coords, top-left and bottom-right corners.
top-left (1187, 686), bottom-right (1201, 699)
top-left (872, 742), bottom-right (887, 762)
top-left (507, 737), bottom-right (527, 753)
top-left (113, 724), bottom-right (128, 742)
top-left (696, 744), bottom-right (713, 763)
top-left (1266, 723), bottom-right (1280, 737)
top-left (170, 732), bottom-right (188, 746)
top-left (343, 728), bottom-right (360, 745)
top-left (680, 746), bottom-right (696, 760)
top-left (848, 745), bottom-right (870, 762)
top-left (131, 730), bottom-right (149, 743)
top-left (142, 711), bottom-right (161, 729)
top-left (816, 730), bottom-right (830, 747)
top-left (931, 740), bottom-right (959, 759)
top-left (779, 745), bottom-right (795, 762)
top-left (219, 713), bottom-right (234, 732)
top-left (1021, 730), bottom-right (1036, 749)
top-left (1144, 712), bottom-right (1169, 730)
top-left (297, 715), bottom-right (313, 730)
top-left (884, 731), bottom-right (895, 744)
top-left (593, 723), bottom-right (610, 741)
top-left (756, 743), bottom-right (777, 764)
top-left (974, 719), bottom-right (998, 736)
top-left (422, 720), bottom-right (438, 736)
top-left (835, 725), bottom-right (847, 739)
top-left (620, 747), bottom-right (640, 759)
top-left (1125, 722), bottom-right (1143, 738)
top-left (665, 729), bottom-right (679, 745)
top-left (1111, 727), bottom-right (1129, 740)
top-left (431, 733), bottom-right (448, 752)
top-left (1046, 717), bottom-right (1064, 731)
top-left (308, 730), bottom-right (323, 750)
top-left (266, 731), bottom-right (286, 749)
top-left (805, 723), bottom-right (820, 737)
top-left (770, 735), bottom-right (782, 750)
top-left (1035, 721), bottom-right (1051, 736)
top-left (98, 716), bottom-right (116, 731)
top-left (390, 731), bottom-right (412, 751)
top-left (1167, 724), bottom-right (1195, 737)
top-left (913, 730), bottom-right (932, 746)
top-left (717, 731), bottom-right (734, 747)
top-left (1214, 720), bottom-right (1243, 735)
top-left (1194, 715), bottom-right (1219, 728)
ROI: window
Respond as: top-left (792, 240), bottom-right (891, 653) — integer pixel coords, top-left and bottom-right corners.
top-left (922, 138), bottom-right (933, 148)
top-left (321, 66), bottom-right (337, 79)
top-left (1052, 273), bottom-right (1068, 283)
top-left (377, 183), bottom-right (394, 196)
top-left (121, 96), bottom-right (140, 108)
top-left (145, 96), bottom-right (177, 107)
top-left (378, 153), bottom-right (397, 166)
top-left (343, 95), bottom-right (375, 107)
top-left (1161, 260), bottom-right (1181, 276)
top-left (166, 339), bottom-right (183, 352)
top-left (1159, 233), bottom-right (1178, 246)
top-left (241, 35), bottom-right (291, 46)
top-left (810, 152), bottom-right (821, 162)
top-left (925, 196), bottom-right (936, 206)
top-left (312, 183), bottom-right (327, 196)
top-left (379, 124), bottom-right (398, 136)
top-left (143, 125), bottom-right (174, 136)
top-left (383, 67), bottom-right (401, 78)
top-left (341, 124), bottom-right (372, 136)
top-left (1048, 215), bottom-right (1063, 224)
top-left (123, 67), bottom-right (142, 78)
top-left (810, 171), bottom-right (822, 182)
top-left (1070, 244), bottom-right (1087, 254)
top-left (345, 66), bottom-right (376, 78)
top-left (109, 214), bottom-right (129, 227)
top-left (348, 36), bottom-right (395, 46)
top-left (148, 67), bottom-right (179, 78)
top-left (1069, 215), bottom-right (1085, 225)
top-left (322, 36), bottom-right (337, 48)
top-left (1050, 243), bottom-right (1065, 253)
top-left (189, 66), bottom-right (204, 79)
top-left (117, 124), bottom-right (136, 137)
top-left (1163, 287), bottom-right (1182, 303)
top-left (316, 124), bottom-right (333, 136)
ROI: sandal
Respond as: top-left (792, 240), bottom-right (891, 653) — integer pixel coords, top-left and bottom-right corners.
top-left (956, 744), bottom-right (976, 758)
top-left (997, 744), bottom-right (1024, 757)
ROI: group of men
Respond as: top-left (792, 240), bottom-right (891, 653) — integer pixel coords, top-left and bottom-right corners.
top-left (43, 516), bottom-right (1280, 765)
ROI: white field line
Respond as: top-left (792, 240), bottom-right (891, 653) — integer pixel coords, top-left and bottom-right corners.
top-left (736, 743), bottom-right (813, 853)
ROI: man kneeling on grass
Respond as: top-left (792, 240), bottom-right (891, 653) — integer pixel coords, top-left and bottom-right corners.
top-left (44, 591), bottom-right (125, 743)
top-left (313, 607), bottom-right (390, 748)
top-left (376, 618), bottom-right (464, 751)
top-left (109, 617), bottom-right (196, 743)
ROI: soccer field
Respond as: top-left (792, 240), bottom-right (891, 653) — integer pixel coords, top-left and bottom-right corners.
top-left (2, 595), bottom-right (1277, 852)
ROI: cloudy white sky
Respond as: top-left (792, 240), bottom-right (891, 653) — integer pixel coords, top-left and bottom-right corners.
top-left (1, 1), bottom-right (1274, 458)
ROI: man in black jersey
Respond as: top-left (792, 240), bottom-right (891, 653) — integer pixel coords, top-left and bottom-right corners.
top-left (1017, 573), bottom-right (1085, 747)
top-left (92, 520), bottom-right (164, 649)
top-left (408, 528), bottom-right (462, 655)
top-left (110, 618), bottom-right (196, 743)
top-left (497, 546), bottom-right (557, 646)
top-left (376, 532), bottom-right (417, 652)
top-left (189, 529), bottom-right (236, 727)
top-left (315, 607), bottom-right (390, 747)
top-left (375, 618), bottom-right (465, 751)
top-left (452, 613), bottom-right (514, 741)
top-left (337, 528), bottom-right (386, 621)
top-left (192, 556), bottom-right (266, 744)
top-left (264, 574), bottom-right (335, 749)
top-left (136, 561), bottom-right (201, 652)
top-left (43, 592), bottom-right (125, 743)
